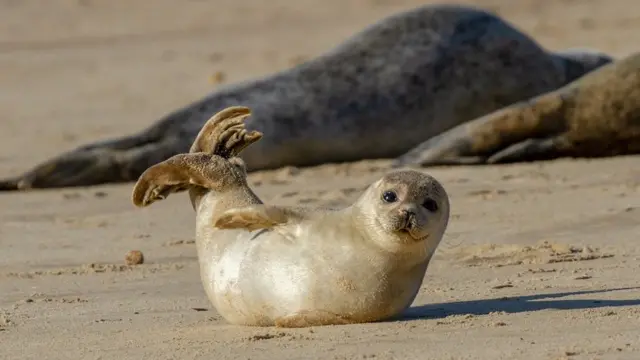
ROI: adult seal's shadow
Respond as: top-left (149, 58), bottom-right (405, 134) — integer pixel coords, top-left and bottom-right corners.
top-left (0, 4), bottom-right (612, 190)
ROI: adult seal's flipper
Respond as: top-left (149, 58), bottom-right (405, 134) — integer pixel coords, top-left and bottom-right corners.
top-left (391, 92), bottom-right (569, 167)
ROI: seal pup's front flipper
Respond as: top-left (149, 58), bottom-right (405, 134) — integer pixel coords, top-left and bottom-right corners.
top-left (213, 205), bottom-right (310, 231)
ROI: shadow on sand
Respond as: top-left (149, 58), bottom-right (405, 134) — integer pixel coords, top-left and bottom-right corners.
top-left (400, 287), bottom-right (640, 321)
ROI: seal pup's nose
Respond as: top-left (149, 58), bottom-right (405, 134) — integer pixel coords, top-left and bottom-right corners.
top-left (401, 209), bottom-right (416, 230)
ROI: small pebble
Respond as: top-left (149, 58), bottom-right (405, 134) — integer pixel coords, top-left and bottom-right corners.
top-left (125, 250), bottom-right (144, 265)
top-left (208, 71), bottom-right (226, 85)
top-left (574, 275), bottom-right (592, 280)
top-left (492, 283), bottom-right (514, 289)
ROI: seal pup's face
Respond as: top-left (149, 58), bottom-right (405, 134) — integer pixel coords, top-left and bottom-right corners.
top-left (355, 170), bottom-right (450, 250)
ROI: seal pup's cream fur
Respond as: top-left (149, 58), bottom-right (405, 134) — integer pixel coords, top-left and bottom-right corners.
top-left (132, 106), bottom-right (450, 327)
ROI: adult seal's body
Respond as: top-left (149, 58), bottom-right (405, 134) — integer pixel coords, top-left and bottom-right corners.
top-left (392, 52), bottom-right (640, 167)
top-left (131, 106), bottom-right (450, 327)
top-left (0, 4), bottom-right (611, 190)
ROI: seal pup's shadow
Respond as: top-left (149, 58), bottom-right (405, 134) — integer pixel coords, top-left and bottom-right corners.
top-left (398, 287), bottom-right (640, 321)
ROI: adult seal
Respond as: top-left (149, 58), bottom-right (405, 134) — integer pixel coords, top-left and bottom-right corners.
top-left (131, 106), bottom-right (451, 327)
top-left (0, 4), bottom-right (612, 190)
top-left (391, 52), bottom-right (640, 167)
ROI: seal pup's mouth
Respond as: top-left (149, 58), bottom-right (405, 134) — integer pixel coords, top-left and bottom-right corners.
top-left (400, 228), bottom-right (429, 241)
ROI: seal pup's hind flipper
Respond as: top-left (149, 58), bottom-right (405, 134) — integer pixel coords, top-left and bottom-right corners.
top-left (131, 106), bottom-right (263, 207)
top-left (213, 205), bottom-right (309, 231)
top-left (131, 152), bottom-right (244, 207)
top-left (189, 106), bottom-right (261, 157)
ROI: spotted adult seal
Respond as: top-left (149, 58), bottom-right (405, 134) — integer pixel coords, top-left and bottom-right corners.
top-left (0, 4), bottom-right (612, 191)
top-left (391, 52), bottom-right (640, 167)
top-left (132, 106), bottom-right (450, 327)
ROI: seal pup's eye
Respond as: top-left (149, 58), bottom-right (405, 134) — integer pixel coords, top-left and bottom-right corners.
top-left (422, 198), bottom-right (438, 212)
top-left (382, 190), bottom-right (398, 203)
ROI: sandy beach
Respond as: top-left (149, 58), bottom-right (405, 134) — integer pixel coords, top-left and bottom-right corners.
top-left (1, 0), bottom-right (639, 359)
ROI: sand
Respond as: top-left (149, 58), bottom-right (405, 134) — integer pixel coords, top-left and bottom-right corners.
top-left (1, 0), bottom-right (639, 359)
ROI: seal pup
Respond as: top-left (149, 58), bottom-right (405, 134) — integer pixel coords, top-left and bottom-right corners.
top-left (391, 52), bottom-right (640, 167)
top-left (131, 106), bottom-right (450, 327)
top-left (0, 4), bottom-right (612, 190)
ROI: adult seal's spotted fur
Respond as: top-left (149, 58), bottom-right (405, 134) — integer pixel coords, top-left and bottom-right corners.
top-left (0, 4), bottom-right (612, 190)
top-left (131, 106), bottom-right (450, 327)
top-left (391, 52), bottom-right (640, 167)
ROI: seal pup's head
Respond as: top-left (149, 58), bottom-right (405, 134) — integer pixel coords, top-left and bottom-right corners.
top-left (354, 170), bottom-right (450, 255)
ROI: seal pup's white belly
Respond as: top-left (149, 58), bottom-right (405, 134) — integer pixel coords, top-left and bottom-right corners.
top-left (202, 224), bottom-right (424, 326)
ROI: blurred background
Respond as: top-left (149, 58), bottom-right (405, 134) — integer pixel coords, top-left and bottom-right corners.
top-left (1, 3), bottom-right (639, 359)
top-left (0, 0), bottom-right (633, 172)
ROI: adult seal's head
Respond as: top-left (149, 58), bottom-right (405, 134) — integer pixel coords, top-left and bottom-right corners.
top-left (131, 106), bottom-right (451, 328)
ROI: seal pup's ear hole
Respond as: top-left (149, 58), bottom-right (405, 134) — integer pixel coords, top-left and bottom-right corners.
top-left (132, 153), bottom-right (226, 207)
top-left (190, 106), bottom-right (263, 157)
top-left (214, 205), bottom-right (307, 231)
